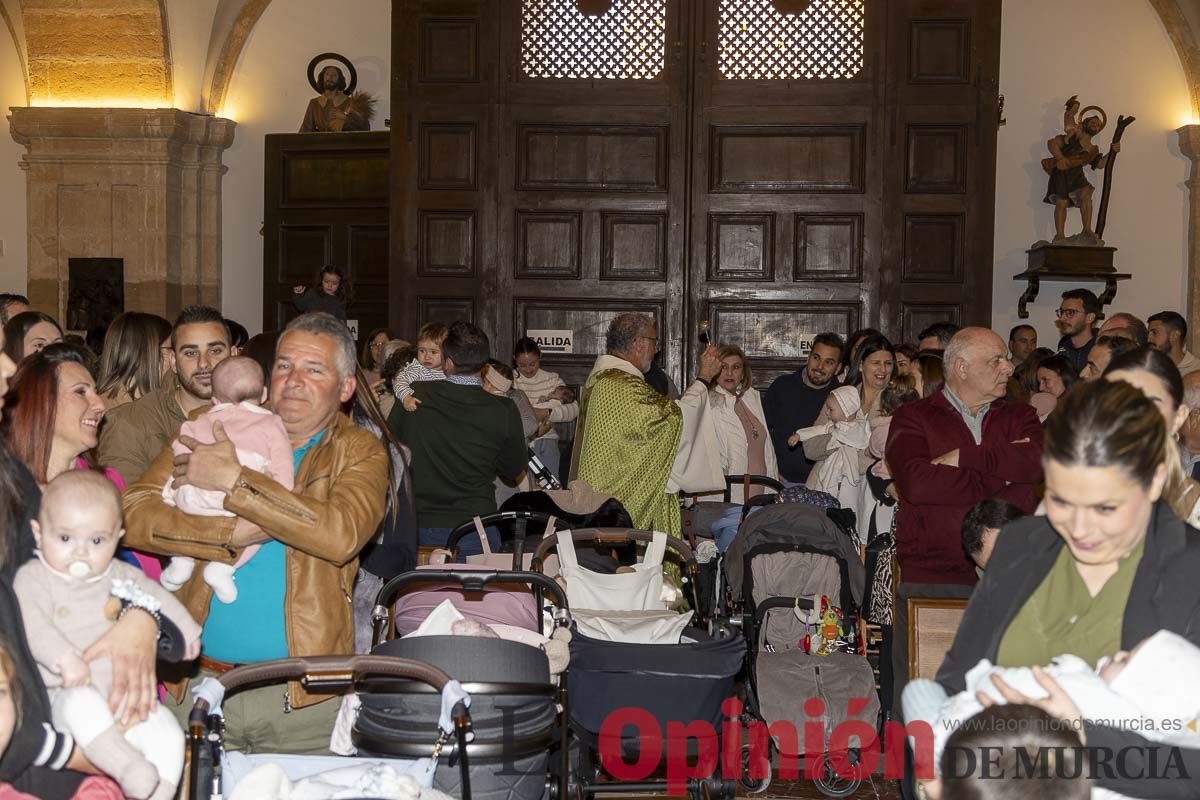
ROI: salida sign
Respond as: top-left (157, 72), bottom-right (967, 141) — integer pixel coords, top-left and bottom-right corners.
top-left (527, 329), bottom-right (573, 354)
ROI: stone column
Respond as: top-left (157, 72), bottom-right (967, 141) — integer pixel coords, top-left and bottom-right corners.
top-left (1180, 124), bottom-right (1200, 352)
top-left (8, 108), bottom-right (235, 321)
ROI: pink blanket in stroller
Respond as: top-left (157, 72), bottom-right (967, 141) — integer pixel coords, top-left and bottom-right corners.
top-left (392, 564), bottom-right (539, 636)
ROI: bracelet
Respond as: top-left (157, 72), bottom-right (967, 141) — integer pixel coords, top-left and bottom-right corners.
top-left (111, 579), bottom-right (163, 639)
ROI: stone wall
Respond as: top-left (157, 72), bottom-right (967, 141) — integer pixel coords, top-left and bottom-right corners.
top-left (22, 0), bottom-right (171, 107)
top-left (9, 107), bottom-right (234, 321)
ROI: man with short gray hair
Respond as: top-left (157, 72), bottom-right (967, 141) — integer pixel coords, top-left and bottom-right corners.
top-left (571, 313), bottom-right (724, 538)
top-left (887, 327), bottom-right (1043, 715)
top-left (123, 311), bottom-right (389, 755)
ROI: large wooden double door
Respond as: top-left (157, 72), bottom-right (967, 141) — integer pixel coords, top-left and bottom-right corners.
top-left (391, 0), bottom-right (1001, 389)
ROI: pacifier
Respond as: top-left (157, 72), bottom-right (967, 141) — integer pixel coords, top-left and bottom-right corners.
top-left (67, 561), bottom-right (90, 578)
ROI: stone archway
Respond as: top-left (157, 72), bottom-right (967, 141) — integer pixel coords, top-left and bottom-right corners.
top-left (18, 0), bottom-right (173, 106)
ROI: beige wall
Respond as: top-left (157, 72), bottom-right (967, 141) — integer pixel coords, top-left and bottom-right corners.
top-left (992, 0), bottom-right (1192, 346)
top-left (217, 0), bottom-right (391, 333)
top-left (0, 24), bottom-right (27, 295)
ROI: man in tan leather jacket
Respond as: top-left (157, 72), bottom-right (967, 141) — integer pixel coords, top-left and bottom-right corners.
top-left (123, 312), bottom-right (388, 754)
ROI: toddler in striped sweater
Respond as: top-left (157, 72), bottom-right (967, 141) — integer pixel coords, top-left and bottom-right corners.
top-left (394, 322), bottom-right (448, 411)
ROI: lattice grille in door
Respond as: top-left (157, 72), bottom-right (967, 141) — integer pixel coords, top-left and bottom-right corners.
top-left (520, 0), bottom-right (667, 80)
top-left (718, 0), bottom-right (865, 80)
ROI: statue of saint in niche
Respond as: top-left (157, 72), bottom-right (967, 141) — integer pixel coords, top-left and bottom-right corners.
top-left (299, 55), bottom-right (374, 133)
top-left (1041, 96), bottom-right (1121, 246)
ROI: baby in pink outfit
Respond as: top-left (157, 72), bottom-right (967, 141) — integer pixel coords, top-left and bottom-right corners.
top-left (159, 357), bottom-right (293, 602)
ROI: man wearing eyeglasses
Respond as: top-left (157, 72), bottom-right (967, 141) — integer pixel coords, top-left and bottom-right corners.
top-left (571, 313), bottom-right (724, 540)
top-left (1054, 288), bottom-right (1100, 374)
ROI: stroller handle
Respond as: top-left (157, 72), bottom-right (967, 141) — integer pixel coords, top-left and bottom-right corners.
top-left (223, 654), bottom-right (451, 692)
top-left (444, 511), bottom-right (555, 556)
top-left (723, 474), bottom-right (785, 502)
top-left (187, 655), bottom-right (455, 728)
top-left (530, 527), bottom-right (698, 568)
top-left (370, 569), bottom-right (569, 648)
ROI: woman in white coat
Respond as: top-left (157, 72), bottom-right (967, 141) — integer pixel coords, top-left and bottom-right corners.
top-left (708, 346), bottom-right (779, 504)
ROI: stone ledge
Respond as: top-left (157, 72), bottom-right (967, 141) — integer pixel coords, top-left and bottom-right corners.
top-left (9, 107), bottom-right (235, 150)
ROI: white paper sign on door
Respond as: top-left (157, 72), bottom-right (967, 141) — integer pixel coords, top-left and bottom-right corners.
top-left (527, 329), bottom-right (573, 354)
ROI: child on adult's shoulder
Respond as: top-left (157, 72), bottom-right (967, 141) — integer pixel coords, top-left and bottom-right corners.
top-left (395, 322), bottom-right (449, 412)
top-left (291, 265), bottom-right (349, 320)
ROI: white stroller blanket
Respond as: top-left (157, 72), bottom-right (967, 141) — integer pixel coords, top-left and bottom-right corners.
top-left (227, 756), bottom-right (457, 800)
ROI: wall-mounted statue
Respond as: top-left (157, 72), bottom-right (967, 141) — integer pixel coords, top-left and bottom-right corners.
top-left (299, 53), bottom-right (376, 133)
top-left (1039, 96), bottom-right (1133, 246)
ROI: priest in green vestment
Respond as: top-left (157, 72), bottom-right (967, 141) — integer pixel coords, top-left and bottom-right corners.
top-left (570, 313), bottom-right (724, 538)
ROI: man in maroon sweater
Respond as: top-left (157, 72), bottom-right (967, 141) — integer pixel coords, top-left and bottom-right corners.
top-left (886, 327), bottom-right (1042, 715)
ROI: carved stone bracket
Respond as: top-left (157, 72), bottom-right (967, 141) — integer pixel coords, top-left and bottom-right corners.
top-left (1013, 269), bottom-right (1131, 319)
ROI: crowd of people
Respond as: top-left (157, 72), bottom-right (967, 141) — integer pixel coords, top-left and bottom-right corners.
top-left (0, 274), bottom-right (1196, 799)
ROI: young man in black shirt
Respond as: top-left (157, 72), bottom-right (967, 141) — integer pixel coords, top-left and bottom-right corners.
top-left (763, 332), bottom-right (844, 484)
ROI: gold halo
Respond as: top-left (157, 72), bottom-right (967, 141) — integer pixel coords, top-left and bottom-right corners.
top-left (1079, 105), bottom-right (1107, 132)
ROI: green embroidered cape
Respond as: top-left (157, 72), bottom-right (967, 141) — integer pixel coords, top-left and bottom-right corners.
top-left (571, 367), bottom-right (683, 539)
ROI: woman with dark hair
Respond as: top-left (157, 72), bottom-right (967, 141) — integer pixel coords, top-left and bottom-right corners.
top-left (348, 368), bottom-right (416, 653)
top-left (932, 379), bottom-right (1200, 798)
top-left (1, 312), bottom-right (62, 364)
top-left (512, 336), bottom-right (577, 480)
top-left (96, 312), bottom-right (173, 408)
top-left (224, 317), bottom-right (249, 355)
top-left (894, 343), bottom-right (917, 376)
top-left (906, 349), bottom-right (946, 398)
top-left (1008, 346), bottom-right (1054, 404)
top-left (840, 327), bottom-right (884, 383)
top-left (0, 326), bottom-right (165, 797)
top-left (291, 265), bottom-right (349, 320)
top-left (804, 335), bottom-right (895, 494)
top-left (1103, 347), bottom-right (1199, 527)
top-left (706, 344), bottom-right (778, 502)
top-left (359, 327), bottom-right (395, 391)
top-left (1036, 353), bottom-right (1078, 399)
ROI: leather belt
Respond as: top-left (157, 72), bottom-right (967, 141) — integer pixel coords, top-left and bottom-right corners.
top-left (199, 655), bottom-right (241, 676)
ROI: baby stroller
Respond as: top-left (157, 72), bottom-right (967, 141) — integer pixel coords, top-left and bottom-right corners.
top-left (395, 512), bottom-right (560, 636)
top-left (532, 529), bottom-right (746, 800)
top-left (186, 655), bottom-right (474, 800)
top-left (726, 503), bottom-right (879, 797)
top-left (368, 568), bottom-right (571, 800)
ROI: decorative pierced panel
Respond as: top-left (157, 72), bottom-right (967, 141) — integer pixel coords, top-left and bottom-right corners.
top-left (520, 0), bottom-right (666, 80)
top-left (718, 0), bottom-right (865, 80)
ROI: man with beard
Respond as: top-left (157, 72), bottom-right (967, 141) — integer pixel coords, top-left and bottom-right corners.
top-left (99, 306), bottom-right (231, 483)
top-left (1148, 311), bottom-right (1200, 377)
top-left (1054, 288), bottom-right (1100, 374)
top-left (887, 327), bottom-right (1042, 714)
top-left (571, 313), bottom-right (723, 538)
top-left (763, 332), bottom-right (844, 484)
top-left (299, 65), bottom-right (369, 133)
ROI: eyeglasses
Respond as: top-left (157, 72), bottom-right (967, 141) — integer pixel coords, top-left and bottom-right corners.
top-left (639, 335), bottom-right (659, 347)
top-left (1055, 308), bottom-right (1082, 318)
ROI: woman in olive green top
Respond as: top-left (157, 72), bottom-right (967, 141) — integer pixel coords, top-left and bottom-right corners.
top-left (934, 380), bottom-right (1200, 799)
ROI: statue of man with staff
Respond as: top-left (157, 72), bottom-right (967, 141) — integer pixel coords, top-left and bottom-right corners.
top-left (1042, 96), bottom-right (1121, 245)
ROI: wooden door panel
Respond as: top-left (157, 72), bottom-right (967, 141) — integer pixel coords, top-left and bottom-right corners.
top-left (391, 0), bottom-right (999, 383)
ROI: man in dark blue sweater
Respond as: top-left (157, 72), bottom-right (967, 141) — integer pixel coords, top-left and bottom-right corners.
top-left (763, 332), bottom-right (844, 484)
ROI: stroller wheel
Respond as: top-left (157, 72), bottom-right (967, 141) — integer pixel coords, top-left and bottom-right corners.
top-left (811, 755), bottom-right (861, 798)
top-left (738, 742), bottom-right (772, 794)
